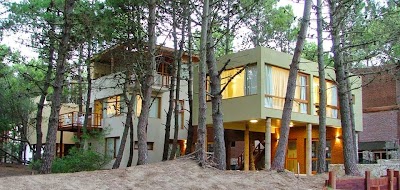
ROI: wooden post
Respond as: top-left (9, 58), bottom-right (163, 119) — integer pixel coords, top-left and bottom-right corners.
top-left (395, 170), bottom-right (400, 190)
top-left (265, 117), bottom-right (271, 170)
top-left (306, 123), bottom-right (312, 176)
top-left (244, 124), bottom-right (250, 171)
top-left (250, 133), bottom-right (255, 171)
top-left (365, 170), bottom-right (371, 190)
top-left (329, 171), bottom-right (336, 189)
top-left (388, 169), bottom-right (394, 190)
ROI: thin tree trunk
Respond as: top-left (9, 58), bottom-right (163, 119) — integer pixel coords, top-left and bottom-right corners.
top-left (113, 91), bottom-right (135, 169)
top-left (77, 45), bottom-right (83, 112)
top-left (328, 0), bottom-right (360, 176)
top-left (137, 0), bottom-right (157, 165)
top-left (185, 8), bottom-right (194, 155)
top-left (316, 0), bottom-right (327, 174)
top-left (34, 0), bottom-right (56, 161)
top-left (163, 0), bottom-right (177, 161)
top-left (271, 0), bottom-right (312, 171)
top-left (170, 3), bottom-right (187, 160)
top-left (206, 31), bottom-right (226, 170)
top-left (40, 0), bottom-right (76, 174)
top-left (82, 41), bottom-right (92, 150)
top-left (127, 117), bottom-right (134, 167)
top-left (196, 0), bottom-right (210, 166)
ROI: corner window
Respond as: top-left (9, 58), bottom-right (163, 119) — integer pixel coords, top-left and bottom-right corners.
top-left (105, 96), bottom-right (121, 117)
top-left (220, 64), bottom-right (257, 99)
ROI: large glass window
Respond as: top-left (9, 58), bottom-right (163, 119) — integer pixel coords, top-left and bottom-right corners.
top-left (313, 78), bottom-right (339, 118)
top-left (264, 65), bottom-right (308, 113)
top-left (220, 64), bottom-right (257, 99)
top-left (136, 96), bottom-right (161, 118)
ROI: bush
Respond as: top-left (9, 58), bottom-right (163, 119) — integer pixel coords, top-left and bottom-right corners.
top-left (51, 148), bottom-right (110, 173)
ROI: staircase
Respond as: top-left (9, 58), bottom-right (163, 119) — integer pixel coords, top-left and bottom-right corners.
top-left (237, 140), bottom-right (265, 170)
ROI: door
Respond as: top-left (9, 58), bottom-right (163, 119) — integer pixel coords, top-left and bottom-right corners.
top-left (286, 140), bottom-right (298, 173)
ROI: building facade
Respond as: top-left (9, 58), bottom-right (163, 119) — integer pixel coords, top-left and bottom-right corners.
top-left (192, 47), bottom-right (363, 174)
top-left (356, 66), bottom-right (400, 161)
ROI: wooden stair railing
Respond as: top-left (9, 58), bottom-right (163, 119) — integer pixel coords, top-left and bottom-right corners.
top-left (237, 141), bottom-right (265, 170)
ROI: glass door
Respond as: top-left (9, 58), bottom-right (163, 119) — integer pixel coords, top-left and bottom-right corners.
top-left (286, 140), bottom-right (298, 173)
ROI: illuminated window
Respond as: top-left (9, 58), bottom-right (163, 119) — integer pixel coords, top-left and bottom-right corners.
top-left (105, 96), bottom-right (121, 117)
top-left (105, 137), bottom-right (120, 158)
top-left (220, 64), bottom-right (257, 99)
top-left (136, 96), bottom-right (161, 118)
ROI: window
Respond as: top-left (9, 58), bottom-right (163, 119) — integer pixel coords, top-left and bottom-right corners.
top-left (105, 96), bottom-right (121, 117)
top-left (177, 100), bottom-right (185, 129)
top-left (105, 137), bottom-right (120, 158)
top-left (264, 65), bottom-right (308, 113)
top-left (136, 96), bottom-right (161, 118)
top-left (220, 64), bottom-right (257, 99)
top-left (311, 140), bottom-right (331, 172)
top-left (134, 141), bottom-right (154, 150)
top-left (313, 78), bottom-right (338, 118)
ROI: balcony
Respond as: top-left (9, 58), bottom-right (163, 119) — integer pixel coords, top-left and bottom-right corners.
top-left (58, 111), bottom-right (102, 132)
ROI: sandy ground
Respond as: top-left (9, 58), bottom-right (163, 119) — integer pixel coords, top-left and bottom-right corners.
top-left (0, 159), bottom-right (327, 190)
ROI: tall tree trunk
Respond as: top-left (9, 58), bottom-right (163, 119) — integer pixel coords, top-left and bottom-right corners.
top-left (137, 0), bottom-right (157, 165)
top-left (316, 0), bottom-right (327, 174)
top-left (77, 45), bottom-right (83, 112)
top-left (170, 3), bottom-right (187, 160)
top-left (82, 41), bottom-right (92, 150)
top-left (163, 0), bottom-right (178, 161)
top-left (185, 8), bottom-right (194, 155)
top-left (271, 0), bottom-right (312, 171)
top-left (127, 117), bottom-right (134, 167)
top-left (40, 0), bottom-right (76, 174)
top-left (328, 0), bottom-right (360, 176)
top-left (34, 0), bottom-right (56, 161)
top-left (196, 0), bottom-right (210, 166)
top-left (224, 0), bottom-right (231, 55)
top-left (206, 32), bottom-right (226, 170)
top-left (113, 76), bottom-right (136, 169)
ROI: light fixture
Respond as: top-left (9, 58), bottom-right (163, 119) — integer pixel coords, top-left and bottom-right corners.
top-left (249, 119), bottom-right (258, 123)
top-left (289, 122), bottom-right (294, 127)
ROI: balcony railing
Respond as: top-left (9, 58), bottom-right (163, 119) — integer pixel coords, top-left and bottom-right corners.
top-left (154, 73), bottom-right (171, 88)
top-left (58, 111), bottom-right (102, 131)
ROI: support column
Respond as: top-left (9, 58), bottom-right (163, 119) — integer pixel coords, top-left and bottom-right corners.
top-left (244, 124), bottom-right (250, 171)
top-left (306, 123), bottom-right (312, 176)
top-left (265, 117), bottom-right (272, 170)
top-left (59, 131), bottom-right (63, 158)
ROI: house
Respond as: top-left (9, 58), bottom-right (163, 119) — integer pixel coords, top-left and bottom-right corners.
top-left (192, 46), bottom-right (363, 174)
top-left (56, 43), bottom-right (199, 167)
top-left (355, 65), bottom-right (400, 162)
top-left (27, 97), bottom-right (79, 159)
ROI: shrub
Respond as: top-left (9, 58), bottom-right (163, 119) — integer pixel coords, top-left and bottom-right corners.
top-left (51, 147), bottom-right (110, 173)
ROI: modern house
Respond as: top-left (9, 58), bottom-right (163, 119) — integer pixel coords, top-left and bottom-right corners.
top-left (355, 65), bottom-right (400, 162)
top-left (55, 44), bottom-right (198, 167)
top-left (192, 46), bottom-right (363, 174)
top-left (27, 97), bottom-right (78, 158)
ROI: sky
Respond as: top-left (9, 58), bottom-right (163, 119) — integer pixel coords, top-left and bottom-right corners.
top-left (0, 0), bottom-right (331, 60)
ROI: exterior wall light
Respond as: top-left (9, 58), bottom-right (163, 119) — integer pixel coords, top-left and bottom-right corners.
top-left (249, 119), bottom-right (258, 123)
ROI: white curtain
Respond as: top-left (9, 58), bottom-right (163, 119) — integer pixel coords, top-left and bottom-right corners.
top-left (272, 67), bottom-right (289, 109)
top-left (264, 65), bottom-right (273, 107)
top-left (299, 75), bottom-right (308, 113)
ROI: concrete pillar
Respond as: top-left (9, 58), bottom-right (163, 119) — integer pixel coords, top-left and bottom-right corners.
top-left (306, 123), bottom-right (312, 176)
top-left (265, 117), bottom-right (272, 170)
top-left (244, 124), bottom-right (250, 171)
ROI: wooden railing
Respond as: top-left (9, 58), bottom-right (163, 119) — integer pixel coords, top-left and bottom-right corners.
top-left (154, 73), bottom-right (171, 88)
top-left (326, 170), bottom-right (400, 190)
top-left (58, 111), bottom-right (102, 131)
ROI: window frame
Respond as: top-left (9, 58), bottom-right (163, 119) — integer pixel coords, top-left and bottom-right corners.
top-left (105, 136), bottom-right (120, 158)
